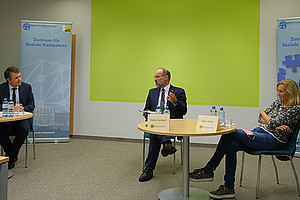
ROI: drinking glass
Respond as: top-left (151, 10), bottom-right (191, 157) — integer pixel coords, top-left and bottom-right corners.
top-left (14, 107), bottom-right (19, 116)
top-left (225, 118), bottom-right (232, 128)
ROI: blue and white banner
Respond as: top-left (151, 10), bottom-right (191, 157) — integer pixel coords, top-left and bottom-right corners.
top-left (20, 20), bottom-right (72, 142)
top-left (277, 17), bottom-right (300, 156)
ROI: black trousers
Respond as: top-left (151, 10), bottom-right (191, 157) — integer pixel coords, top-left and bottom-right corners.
top-left (0, 119), bottom-right (30, 161)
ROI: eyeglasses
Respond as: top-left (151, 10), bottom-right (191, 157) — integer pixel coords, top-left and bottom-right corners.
top-left (154, 75), bottom-right (165, 79)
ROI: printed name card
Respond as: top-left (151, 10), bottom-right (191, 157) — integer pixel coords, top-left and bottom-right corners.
top-left (148, 114), bottom-right (170, 131)
top-left (196, 115), bottom-right (221, 132)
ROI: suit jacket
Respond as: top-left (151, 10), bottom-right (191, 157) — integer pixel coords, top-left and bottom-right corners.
top-left (0, 82), bottom-right (35, 112)
top-left (144, 84), bottom-right (187, 119)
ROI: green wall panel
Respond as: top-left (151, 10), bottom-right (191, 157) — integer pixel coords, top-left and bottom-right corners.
top-left (91, 0), bottom-right (260, 107)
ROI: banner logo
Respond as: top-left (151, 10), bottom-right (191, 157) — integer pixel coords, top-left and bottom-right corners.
top-left (23, 23), bottom-right (30, 30)
top-left (279, 21), bottom-right (287, 29)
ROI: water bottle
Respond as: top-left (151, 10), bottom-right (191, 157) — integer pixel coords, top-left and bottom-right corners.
top-left (218, 107), bottom-right (225, 127)
top-left (155, 105), bottom-right (162, 114)
top-left (163, 105), bottom-right (170, 115)
top-left (2, 98), bottom-right (8, 117)
top-left (209, 106), bottom-right (217, 116)
top-left (8, 98), bottom-right (14, 118)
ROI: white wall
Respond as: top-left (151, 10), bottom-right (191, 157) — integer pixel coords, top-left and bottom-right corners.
top-left (0, 0), bottom-right (299, 144)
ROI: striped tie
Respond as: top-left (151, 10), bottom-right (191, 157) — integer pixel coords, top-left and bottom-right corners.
top-left (12, 88), bottom-right (17, 105)
top-left (160, 88), bottom-right (165, 113)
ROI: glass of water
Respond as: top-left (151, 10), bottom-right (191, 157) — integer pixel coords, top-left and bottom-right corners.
top-left (14, 107), bottom-right (20, 116)
top-left (225, 118), bottom-right (232, 128)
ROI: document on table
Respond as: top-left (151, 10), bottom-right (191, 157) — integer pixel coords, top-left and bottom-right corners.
top-left (0, 111), bottom-right (28, 116)
top-left (139, 110), bottom-right (156, 114)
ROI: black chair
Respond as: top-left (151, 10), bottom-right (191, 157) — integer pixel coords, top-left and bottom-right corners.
top-left (1, 116), bottom-right (36, 168)
top-left (239, 123), bottom-right (300, 199)
top-left (143, 132), bottom-right (183, 174)
top-left (25, 119), bottom-right (36, 168)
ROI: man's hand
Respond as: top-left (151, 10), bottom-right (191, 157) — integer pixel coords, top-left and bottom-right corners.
top-left (143, 110), bottom-right (149, 118)
top-left (167, 92), bottom-right (177, 105)
top-left (14, 104), bottom-right (24, 112)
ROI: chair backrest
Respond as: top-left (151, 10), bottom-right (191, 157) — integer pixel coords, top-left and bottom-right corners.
top-left (290, 123), bottom-right (300, 148)
top-left (278, 123), bottom-right (300, 154)
top-left (144, 132), bottom-right (175, 139)
top-left (144, 132), bottom-right (150, 138)
top-left (29, 112), bottom-right (34, 131)
top-left (290, 123), bottom-right (300, 145)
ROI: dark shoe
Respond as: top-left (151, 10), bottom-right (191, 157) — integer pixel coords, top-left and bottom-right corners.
top-left (139, 168), bottom-right (153, 182)
top-left (209, 185), bottom-right (235, 199)
top-left (189, 168), bottom-right (214, 182)
top-left (276, 155), bottom-right (290, 161)
top-left (161, 143), bottom-right (177, 157)
top-left (276, 148), bottom-right (296, 161)
top-left (13, 157), bottom-right (18, 162)
top-left (8, 161), bottom-right (15, 169)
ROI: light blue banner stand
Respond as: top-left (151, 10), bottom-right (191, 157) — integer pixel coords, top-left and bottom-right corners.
top-left (20, 20), bottom-right (72, 142)
top-left (277, 17), bottom-right (300, 156)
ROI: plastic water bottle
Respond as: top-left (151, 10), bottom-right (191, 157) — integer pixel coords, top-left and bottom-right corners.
top-left (8, 99), bottom-right (14, 118)
top-left (210, 106), bottom-right (217, 116)
top-left (2, 98), bottom-right (8, 117)
top-left (163, 105), bottom-right (170, 115)
top-left (218, 107), bottom-right (225, 127)
top-left (155, 105), bottom-right (162, 114)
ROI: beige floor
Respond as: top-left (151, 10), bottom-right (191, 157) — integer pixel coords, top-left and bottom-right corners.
top-left (7, 137), bottom-right (300, 200)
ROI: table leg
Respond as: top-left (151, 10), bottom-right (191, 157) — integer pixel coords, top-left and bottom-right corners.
top-left (158, 136), bottom-right (209, 200)
top-left (0, 162), bottom-right (8, 200)
top-left (182, 136), bottom-right (190, 197)
top-left (8, 170), bottom-right (13, 179)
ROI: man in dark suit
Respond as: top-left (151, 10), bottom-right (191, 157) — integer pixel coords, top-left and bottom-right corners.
top-left (0, 66), bottom-right (35, 169)
top-left (139, 67), bottom-right (187, 182)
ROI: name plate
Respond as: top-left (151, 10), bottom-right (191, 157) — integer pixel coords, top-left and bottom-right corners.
top-left (148, 114), bottom-right (170, 131)
top-left (196, 115), bottom-right (221, 132)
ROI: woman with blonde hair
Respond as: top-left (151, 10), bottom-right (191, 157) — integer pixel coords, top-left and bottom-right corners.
top-left (189, 79), bottom-right (300, 199)
top-left (277, 79), bottom-right (300, 106)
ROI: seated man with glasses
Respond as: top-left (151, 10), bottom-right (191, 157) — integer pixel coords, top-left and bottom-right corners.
top-left (139, 67), bottom-right (187, 182)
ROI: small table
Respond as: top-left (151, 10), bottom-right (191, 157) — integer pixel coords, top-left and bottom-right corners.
top-left (137, 119), bottom-right (235, 200)
top-left (0, 112), bottom-right (33, 122)
top-left (0, 156), bottom-right (9, 200)
top-left (0, 112), bottom-right (33, 179)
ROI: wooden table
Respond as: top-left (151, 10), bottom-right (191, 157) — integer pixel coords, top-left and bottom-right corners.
top-left (0, 112), bottom-right (33, 122)
top-left (137, 119), bottom-right (235, 200)
top-left (0, 156), bottom-right (9, 200)
top-left (0, 112), bottom-right (33, 179)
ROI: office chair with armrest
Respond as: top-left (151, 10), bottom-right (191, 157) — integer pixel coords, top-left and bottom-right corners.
top-left (239, 123), bottom-right (300, 199)
top-left (0, 115), bottom-right (36, 168)
top-left (143, 132), bottom-right (183, 174)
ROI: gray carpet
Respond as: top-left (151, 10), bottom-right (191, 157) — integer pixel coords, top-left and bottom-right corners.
top-left (7, 137), bottom-right (300, 200)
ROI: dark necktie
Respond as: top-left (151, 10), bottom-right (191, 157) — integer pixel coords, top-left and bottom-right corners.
top-left (12, 88), bottom-right (17, 105)
top-left (160, 88), bottom-right (165, 112)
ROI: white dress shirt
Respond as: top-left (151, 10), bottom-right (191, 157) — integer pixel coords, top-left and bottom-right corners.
top-left (8, 84), bottom-right (19, 105)
top-left (157, 84), bottom-right (170, 108)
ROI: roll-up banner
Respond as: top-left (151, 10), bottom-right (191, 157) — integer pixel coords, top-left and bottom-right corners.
top-left (20, 20), bottom-right (72, 142)
top-left (277, 17), bottom-right (300, 156)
